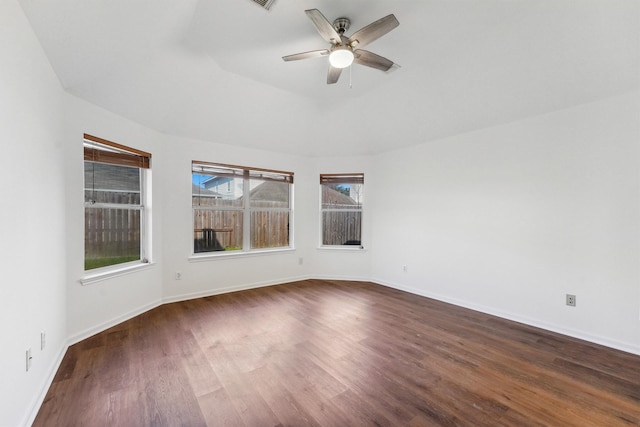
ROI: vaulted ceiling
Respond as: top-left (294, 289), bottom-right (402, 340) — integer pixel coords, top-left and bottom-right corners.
top-left (19, 0), bottom-right (639, 156)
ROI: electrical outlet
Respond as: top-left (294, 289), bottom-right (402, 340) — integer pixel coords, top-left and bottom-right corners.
top-left (41, 331), bottom-right (46, 350)
top-left (298, 257), bottom-right (303, 265)
top-left (403, 265), bottom-right (408, 273)
top-left (566, 294), bottom-right (576, 307)
top-left (175, 271), bottom-right (182, 280)
top-left (26, 348), bottom-right (32, 372)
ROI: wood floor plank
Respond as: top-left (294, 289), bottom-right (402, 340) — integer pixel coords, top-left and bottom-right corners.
top-left (33, 280), bottom-right (640, 426)
top-left (197, 387), bottom-right (246, 427)
top-left (204, 340), bottom-right (281, 427)
top-left (249, 364), bottom-right (322, 427)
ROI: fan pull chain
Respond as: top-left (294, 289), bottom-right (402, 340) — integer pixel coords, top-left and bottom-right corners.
top-left (349, 65), bottom-right (353, 89)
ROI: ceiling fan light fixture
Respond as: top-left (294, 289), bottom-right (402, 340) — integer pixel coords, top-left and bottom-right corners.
top-left (283, 9), bottom-right (400, 83)
top-left (329, 46), bottom-right (354, 68)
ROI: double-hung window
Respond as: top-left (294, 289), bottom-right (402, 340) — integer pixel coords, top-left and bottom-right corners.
top-left (84, 134), bottom-right (151, 271)
top-left (320, 173), bottom-right (364, 247)
top-left (192, 161), bottom-right (293, 254)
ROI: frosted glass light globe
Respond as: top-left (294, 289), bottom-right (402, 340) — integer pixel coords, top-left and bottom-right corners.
top-left (329, 48), bottom-right (354, 69)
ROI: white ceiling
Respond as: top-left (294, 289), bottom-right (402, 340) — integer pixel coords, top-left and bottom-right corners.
top-left (19, 0), bottom-right (639, 157)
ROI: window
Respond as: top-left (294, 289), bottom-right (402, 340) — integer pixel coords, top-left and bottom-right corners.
top-left (84, 134), bottom-right (151, 271)
top-left (192, 161), bottom-right (293, 254)
top-left (320, 173), bottom-right (364, 247)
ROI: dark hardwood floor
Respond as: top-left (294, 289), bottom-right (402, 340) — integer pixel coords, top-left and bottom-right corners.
top-left (34, 280), bottom-right (640, 426)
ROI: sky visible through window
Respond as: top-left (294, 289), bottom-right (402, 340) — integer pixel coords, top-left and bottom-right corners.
top-left (192, 173), bottom-right (208, 187)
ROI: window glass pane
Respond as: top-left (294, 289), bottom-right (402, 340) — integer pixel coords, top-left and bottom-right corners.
top-left (193, 209), bottom-right (243, 252)
top-left (249, 179), bottom-right (290, 208)
top-left (192, 161), bottom-right (293, 254)
top-left (192, 173), bottom-right (243, 207)
top-left (84, 162), bottom-right (140, 204)
top-left (321, 183), bottom-right (363, 208)
top-left (320, 175), bottom-right (363, 247)
top-left (85, 207), bottom-right (141, 269)
top-left (322, 211), bottom-right (362, 246)
top-left (251, 211), bottom-right (289, 249)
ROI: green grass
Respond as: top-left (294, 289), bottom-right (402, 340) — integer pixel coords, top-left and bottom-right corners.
top-left (85, 256), bottom-right (140, 271)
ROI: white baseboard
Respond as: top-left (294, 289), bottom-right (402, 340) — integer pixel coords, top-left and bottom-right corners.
top-left (23, 341), bottom-right (68, 427)
top-left (162, 274), bottom-right (312, 304)
top-left (372, 277), bottom-right (640, 357)
top-left (67, 298), bottom-right (163, 346)
top-left (309, 274), bottom-right (371, 282)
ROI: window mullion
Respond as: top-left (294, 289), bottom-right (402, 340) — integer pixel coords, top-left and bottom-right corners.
top-left (243, 170), bottom-right (251, 250)
top-left (140, 168), bottom-right (148, 263)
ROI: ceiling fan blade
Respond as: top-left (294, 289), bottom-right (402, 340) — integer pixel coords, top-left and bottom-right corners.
top-left (305, 9), bottom-right (342, 44)
top-left (282, 49), bottom-right (330, 62)
top-left (353, 49), bottom-right (396, 72)
top-left (327, 65), bottom-right (342, 84)
top-left (347, 14), bottom-right (399, 49)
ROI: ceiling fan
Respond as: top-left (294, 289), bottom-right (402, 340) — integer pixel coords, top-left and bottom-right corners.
top-left (282, 9), bottom-right (400, 84)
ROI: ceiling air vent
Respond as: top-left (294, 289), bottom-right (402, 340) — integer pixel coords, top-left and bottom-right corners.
top-left (249, 0), bottom-right (276, 11)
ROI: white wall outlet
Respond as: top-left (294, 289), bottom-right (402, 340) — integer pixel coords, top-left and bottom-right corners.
top-left (298, 257), bottom-right (303, 265)
top-left (403, 265), bottom-right (408, 273)
top-left (175, 271), bottom-right (182, 280)
top-left (41, 331), bottom-right (46, 350)
top-left (566, 294), bottom-right (576, 307)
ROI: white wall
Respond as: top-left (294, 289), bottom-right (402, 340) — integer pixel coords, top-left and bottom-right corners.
top-left (62, 95), bottom-right (166, 343)
top-left (311, 156), bottom-right (374, 280)
top-left (0, 2), bottom-right (67, 426)
top-left (161, 137), bottom-right (313, 301)
top-left (159, 139), bottom-right (375, 302)
top-left (371, 91), bottom-right (640, 354)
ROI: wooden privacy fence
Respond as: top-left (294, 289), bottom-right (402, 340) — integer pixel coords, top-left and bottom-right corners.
top-left (86, 194), bottom-right (359, 256)
top-left (84, 189), bottom-right (142, 259)
top-left (322, 210), bottom-right (362, 246)
top-left (85, 207), bottom-right (141, 258)
top-left (250, 210), bottom-right (289, 249)
top-left (193, 197), bottom-right (290, 251)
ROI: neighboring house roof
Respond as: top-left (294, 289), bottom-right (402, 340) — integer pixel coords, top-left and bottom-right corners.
top-left (321, 186), bottom-right (358, 206)
top-left (249, 181), bottom-right (289, 202)
top-left (245, 181), bottom-right (359, 205)
top-left (202, 176), bottom-right (232, 189)
top-left (192, 183), bottom-right (222, 197)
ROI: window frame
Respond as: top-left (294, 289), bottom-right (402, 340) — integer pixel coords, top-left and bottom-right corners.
top-left (319, 173), bottom-right (364, 249)
top-left (83, 133), bottom-right (152, 276)
top-left (191, 161), bottom-right (294, 257)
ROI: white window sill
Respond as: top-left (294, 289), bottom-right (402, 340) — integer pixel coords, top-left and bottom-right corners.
top-left (189, 247), bottom-right (295, 262)
top-left (81, 261), bottom-right (155, 285)
top-left (317, 245), bottom-right (367, 252)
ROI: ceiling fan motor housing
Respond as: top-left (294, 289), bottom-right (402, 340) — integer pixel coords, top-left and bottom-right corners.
top-left (332, 17), bottom-right (351, 36)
